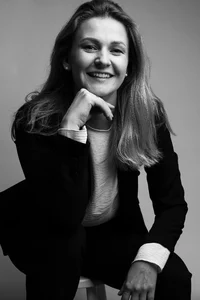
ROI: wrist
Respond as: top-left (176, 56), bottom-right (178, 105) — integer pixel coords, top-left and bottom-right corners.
top-left (147, 262), bottom-right (160, 273)
top-left (60, 121), bottom-right (80, 131)
top-left (132, 260), bottom-right (160, 273)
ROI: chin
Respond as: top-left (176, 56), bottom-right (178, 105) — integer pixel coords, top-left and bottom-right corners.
top-left (88, 87), bottom-right (114, 98)
top-left (94, 91), bottom-right (109, 97)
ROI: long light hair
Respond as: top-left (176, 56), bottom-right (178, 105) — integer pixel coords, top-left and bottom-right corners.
top-left (11, 0), bottom-right (174, 169)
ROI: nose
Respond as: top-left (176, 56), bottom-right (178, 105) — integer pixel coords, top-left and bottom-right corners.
top-left (94, 49), bottom-right (111, 68)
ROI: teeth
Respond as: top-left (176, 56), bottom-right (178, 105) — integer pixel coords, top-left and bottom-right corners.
top-left (89, 73), bottom-right (112, 78)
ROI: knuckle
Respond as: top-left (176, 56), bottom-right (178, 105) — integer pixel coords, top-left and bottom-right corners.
top-left (134, 284), bottom-right (142, 292)
top-left (148, 283), bottom-right (154, 290)
top-left (80, 88), bottom-right (89, 97)
top-left (96, 95), bottom-right (102, 101)
top-left (143, 282), bottom-right (149, 289)
top-left (124, 282), bottom-right (132, 291)
top-left (143, 286), bottom-right (149, 292)
top-left (142, 283), bottom-right (152, 292)
top-left (93, 95), bottom-right (100, 104)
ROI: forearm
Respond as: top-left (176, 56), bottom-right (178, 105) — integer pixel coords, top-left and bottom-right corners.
top-left (15, 128), bottom-right (91, 231)
top-left (144, 123), bottom-right (188, 252)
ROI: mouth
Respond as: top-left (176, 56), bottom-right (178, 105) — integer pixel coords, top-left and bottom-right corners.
top-left (87, 72), bottom-right (114, 79)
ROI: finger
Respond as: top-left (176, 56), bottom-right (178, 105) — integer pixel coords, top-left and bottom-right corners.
top-left (130, 291), bottom-right (140, 300)
top-left (92, 97), bottom-right (114, 120)
top-left (121, 290), bottom-right (131, 300)
top-left (96, 99), bottom-right (114, 119)
top-left (107, 102), bottom-right (115, 110)
top-left (89, 106), bottom-right (113, 122)
top-left (81, 88), bottom-right (115, 120)
top-left (147, 289), bottom-right (155, 300)
top-left (139, 291), bottom-right (147, 300)
top-left (81, 88), bottom-right (115, 109)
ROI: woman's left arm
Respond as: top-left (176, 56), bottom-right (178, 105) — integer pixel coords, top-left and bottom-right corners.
top-left (119, 121), bottom-right (188, 300)
top-left (144, 121), bottom-right (188, 252)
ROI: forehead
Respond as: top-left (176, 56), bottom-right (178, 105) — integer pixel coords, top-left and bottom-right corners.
top-left (74, 17), bottom-right (129, 45)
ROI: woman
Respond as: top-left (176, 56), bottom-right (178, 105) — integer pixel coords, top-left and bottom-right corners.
top-left (0, 0), bottom-right (191, 299)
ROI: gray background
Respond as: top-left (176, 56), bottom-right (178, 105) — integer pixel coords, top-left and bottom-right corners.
top-left (0, 0), bottom-right (199, 299)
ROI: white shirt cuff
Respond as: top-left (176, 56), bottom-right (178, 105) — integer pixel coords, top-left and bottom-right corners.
top-left (57, 126), bottom-right (87, 144)
top-left (133, 243), bottom-right (170, 273)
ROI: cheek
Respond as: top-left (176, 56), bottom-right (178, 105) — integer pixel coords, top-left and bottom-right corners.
top-left (71, 60), bottom-right (85, 84)
top-left (70, 58), bottom-right (90, 89)
top-left (122, 59), bottom-right (129, 74)
top-left (115, 58), bottom-right (128, 77)
top-left (71, 60), bottom-right (84, 73)
top-left (71, 51), bottom-right (92, 71)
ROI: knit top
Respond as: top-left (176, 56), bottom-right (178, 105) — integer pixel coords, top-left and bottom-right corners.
top-left (82, 126), bottom-right (119, 226)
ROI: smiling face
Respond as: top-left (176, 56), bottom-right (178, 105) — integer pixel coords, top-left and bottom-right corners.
top-left (68, 17), bottom-right (129, 104)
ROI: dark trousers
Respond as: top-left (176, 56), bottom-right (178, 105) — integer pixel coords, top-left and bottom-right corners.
top-left (7, 216), bottom-right (192, 300)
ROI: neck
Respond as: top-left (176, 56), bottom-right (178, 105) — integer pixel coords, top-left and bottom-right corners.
top-left (87, 113), bottom-right (112, 130)
top-left (102, 91), bottom-right (117, 106)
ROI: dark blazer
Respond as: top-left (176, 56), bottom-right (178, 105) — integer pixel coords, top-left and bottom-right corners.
top-left (0, 121), bottom-right (188, 256)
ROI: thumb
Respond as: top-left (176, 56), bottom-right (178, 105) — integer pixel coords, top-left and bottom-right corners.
top-left (118, 283), bottom-right (125, 296)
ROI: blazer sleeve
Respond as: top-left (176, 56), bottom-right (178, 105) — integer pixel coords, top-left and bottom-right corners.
top-left (13, 126), bottom-right (91, 234)
top-left (144, 122), bottom-right (188, 252)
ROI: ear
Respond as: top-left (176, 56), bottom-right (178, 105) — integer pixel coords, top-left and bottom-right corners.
top-left (63, 61), bottom-right (71, 71)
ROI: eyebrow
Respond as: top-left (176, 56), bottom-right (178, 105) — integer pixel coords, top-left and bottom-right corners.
top-left (80, 37), bottom-right (127, 47)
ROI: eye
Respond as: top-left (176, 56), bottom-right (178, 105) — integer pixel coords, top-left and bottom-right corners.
top-left (111, 48), bottom-right (124, 55)
top-left (82, 44), bottom-right (98, 52)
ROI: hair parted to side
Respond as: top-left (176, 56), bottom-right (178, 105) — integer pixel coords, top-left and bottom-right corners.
top-left (11, 0), bottom-right (174, 170)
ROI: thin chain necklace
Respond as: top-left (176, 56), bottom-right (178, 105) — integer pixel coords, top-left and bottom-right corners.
top-left (86, 124), bottom-right (112, 132)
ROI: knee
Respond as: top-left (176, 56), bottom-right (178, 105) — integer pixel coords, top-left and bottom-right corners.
top-left (170, 265), bottom-right (192, 287)
top-left (67, 225), bottom-right (86, 258)
top-left (158, 253), bottom-right (192, 288)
